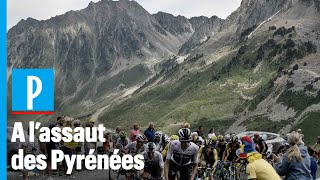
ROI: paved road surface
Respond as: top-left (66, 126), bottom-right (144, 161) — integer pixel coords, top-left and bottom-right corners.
top-left (7, 166), bottom-right (320, 180)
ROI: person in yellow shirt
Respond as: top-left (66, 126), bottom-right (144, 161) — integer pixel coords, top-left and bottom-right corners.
top-left (236, 135), bottom-right (281, 180)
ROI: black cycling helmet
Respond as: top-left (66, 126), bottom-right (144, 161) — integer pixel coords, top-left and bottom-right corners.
top-left (178, 128), bottom-right (192, 142)
top-left (147, 142), bottom-right (156, 151)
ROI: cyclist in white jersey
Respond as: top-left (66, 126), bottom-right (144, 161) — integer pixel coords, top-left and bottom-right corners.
top-left (165, 128), bottom-right (199, 180)
top-left (141, 142), bottom-right (164, 179)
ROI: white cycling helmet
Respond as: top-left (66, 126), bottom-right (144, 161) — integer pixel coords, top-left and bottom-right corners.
top-left (136, 134), bottom-right (146, 142)
top-left (155, 131), bottom-right (163, 138)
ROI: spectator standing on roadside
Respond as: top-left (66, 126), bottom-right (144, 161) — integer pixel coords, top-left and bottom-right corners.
top-left (273, 132), bottom-right (312, 180)
top-left (208, 128), bottom-right (215, 140)
top-left (196, 126), bottom-right (204, 139)
top-left (308, 147), bottom-right (318, 180)
top-left (144, 122), bottom-right (156, 142)
top-left (112, 126), bottom-right (121, 148)
top-left (130, 123), bottom-right (141, 142)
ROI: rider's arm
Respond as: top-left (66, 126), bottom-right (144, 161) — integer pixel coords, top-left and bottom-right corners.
top-left (164, 142), bottom-right (173, 180)
top-left (212, 149), bottom-right (218, 168)
top-left (223, 144), bottom-right (229, 161)
top-left (198, 147), bottom-right (203, 162)
top-left (162, 143), bottom-right (169, 158)
top-left (190, 163), bottom-right (198, 180)
top-left (190, 146), bottom-right (199, 180)
top-left (158, 152), bottom-right (165, 178)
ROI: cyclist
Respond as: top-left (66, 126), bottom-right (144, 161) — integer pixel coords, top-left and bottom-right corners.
top-left (223, 135), bottom-right (240, 162)
top-left (124, 134), bottom-right (147, 180)
top-left (162, 135), bottom-right (179, 160)
top-left (253, 133), bottom-right (266, 154)
top-left (158, 134), bottom-right (169, 152)
top-left (216, 135), bottom-right (226, 160)
top-left (124, 134), bottom-right (147, 154)
top-left (211, 136), bottom-right (218, 149)
top-left (154, 131), bottom-right (163, 151)
top-left (141, 142), bottom-right (164, 179)
top-left (165, 128), bottom-right (199, 180)
top-left (115, 131), bottom-right (130, 150)
top-left (198, 140), bottom-right (218, 180)
top-left (191, 132), bottom-right (204, 147)
top-left (225, 134), bottom-right (231, 143)
top-left (112, 126), bottom-right (121, 148)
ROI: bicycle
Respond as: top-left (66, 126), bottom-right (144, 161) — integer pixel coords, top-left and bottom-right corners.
top-left (195, 165), bottom-right (211, 180)
top-left (214, 160), bottom-right (223, 180)
top-left (108, 149), bottom-right (127, 180)
top-left (237, 159), bottom-right (247, 180)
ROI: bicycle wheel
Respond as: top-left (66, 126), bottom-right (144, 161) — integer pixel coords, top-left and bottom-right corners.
top-left (238, 164), bottom-right (247, 180)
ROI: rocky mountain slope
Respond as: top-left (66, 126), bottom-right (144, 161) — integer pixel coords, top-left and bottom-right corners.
top-left (8, 0), bottom-right (320, 144)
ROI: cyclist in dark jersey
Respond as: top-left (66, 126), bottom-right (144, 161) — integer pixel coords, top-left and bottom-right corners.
top-left (223, 135), bottom-right (240, 162)
top-left (141, 142), bottom-right (164, 179)
top-left (216, 135), bottom-right (226, 160)
top-left (198, 140), bottom-right (218, 180)
top-left (165, 128), bottom-right (199, 180)
top-left (253, 133), bottom-right (266, 154)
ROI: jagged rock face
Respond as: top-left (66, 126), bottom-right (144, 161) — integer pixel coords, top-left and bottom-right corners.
top-left (7, 0), bottom-right (196, 114)
top-left (179, 16), bottom-right (224, 54)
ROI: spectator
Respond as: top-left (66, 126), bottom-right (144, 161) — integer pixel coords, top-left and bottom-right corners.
top-left (308, 147), bottom-right (317, 180)
top-left (196, 126), bottom-right (204, 139)
top-left (236, 135), bottom-right (281, 180)
top-left (112, 126), bottom-right (121, 148)
top-left (103, 132), bottom-right (111, 154)
top-left (273, 132), bottom-right (312, 180)
top-left (144, 122), bottom-right (155, 142)
top-left (62, 117), bottom-right (77, 178)
top-left (130, 123), bottom-right (141, 142)
top-left (208, 128), bottom-right (215, 139)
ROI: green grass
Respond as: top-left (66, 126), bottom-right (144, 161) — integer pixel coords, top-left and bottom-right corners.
top-left (293, 112), bottom-right (320, 146)
top-left (242, 115), bottom-right (290, 133)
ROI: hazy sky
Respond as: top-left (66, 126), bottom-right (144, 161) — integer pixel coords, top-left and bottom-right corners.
top-left (7, 0), bottom-right (242, 29)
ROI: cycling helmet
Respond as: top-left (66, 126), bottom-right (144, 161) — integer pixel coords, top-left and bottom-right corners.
top-left (147, 142), bottom-right (156, 151)
top-left (155, 131), bottom-right (163, 138)
top-left (231, 135), bottom-right (237, 143)
top-left (170, 135), bottom-right (179, 141)
top-left (254, 133), bottom-right (260, 139)
top-left (178, 128), bottom-right (192, 142)
top-left (211, 136), bottom-right (217, 141)
top-left (162, 134), bottom-right (169, 143)
top-left (136, 134), bottom-right (146, 142)
top-left (204, 140), bottom-right (212, 147)
top-left (218, 135), bottom-right (224, 141)
top-left (119, 131), bottom-right (127, 138)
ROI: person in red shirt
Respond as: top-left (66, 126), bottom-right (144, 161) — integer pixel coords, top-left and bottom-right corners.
top-left (130, 123), bottom-right (141, 142)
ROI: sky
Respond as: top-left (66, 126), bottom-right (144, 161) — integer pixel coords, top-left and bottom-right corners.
top-left (7, 0), bottom-right (242, 29)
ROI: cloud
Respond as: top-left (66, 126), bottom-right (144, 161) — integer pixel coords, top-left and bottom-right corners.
top-left (7, 0), bottom-right (241, 29)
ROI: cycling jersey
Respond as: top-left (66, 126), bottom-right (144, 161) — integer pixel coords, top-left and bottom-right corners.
top-left (142, 151), bottom-right (164, 178)
top-left (125, 141), bottom-right (147, 154)
top-left (198, 146), bottom-right (218, 166)
top-left (217, 142), bottom-right (226, 158)
top-left (254, 138), bottom-right (266, 153)
top-left (116, 137), bottom-right (130, 148)
top-left (166, 140), bottom-right (199, 166)
top-left (162, 142), bottom-right (170, 159)
top-left (225, 142), bottom-right (240, 161)
top-left (141, 151), bottom-right (164, 168)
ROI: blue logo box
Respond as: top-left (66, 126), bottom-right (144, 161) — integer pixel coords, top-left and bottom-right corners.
top-left (12, 69), bottom-right (54, 113)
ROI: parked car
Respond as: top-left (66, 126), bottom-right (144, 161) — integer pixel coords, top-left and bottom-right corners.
top-left (237, 131), bottom-right (286, 153)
